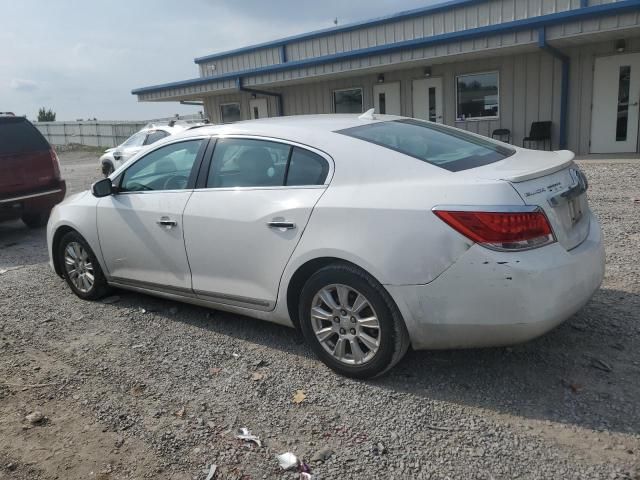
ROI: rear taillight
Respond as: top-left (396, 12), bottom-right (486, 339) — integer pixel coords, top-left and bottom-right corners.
top-left (433, 207), bottom-right (555, 251)
top-left (50, 148), bottom-right (61, 180)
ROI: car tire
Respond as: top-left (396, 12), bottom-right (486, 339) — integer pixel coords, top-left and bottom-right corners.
top-left (299, 263), bottom-right (410, 379)
top-left (22, 212), bottom-right (50, 229)
top-left (57, 231), bottom-right (111, 300)
top-left (102, 162), bottom-right (114, 177)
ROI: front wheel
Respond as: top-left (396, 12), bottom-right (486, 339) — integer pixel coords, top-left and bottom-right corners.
top-left (58, 231), bottom-right (110, 300)
top-left (299, 263), bottom-right (410, 379)
top-left (101, 162), bottom-right (114, 177)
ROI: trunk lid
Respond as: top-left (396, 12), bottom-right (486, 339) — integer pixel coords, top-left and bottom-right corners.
top-left (471, 149), bottom-right (590, 250)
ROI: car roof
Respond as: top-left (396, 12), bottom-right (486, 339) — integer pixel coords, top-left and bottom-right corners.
top-left (175, 114), bottom-right (403, 148)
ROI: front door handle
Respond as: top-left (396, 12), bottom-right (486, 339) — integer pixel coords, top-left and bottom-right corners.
top-left (157, 217), bottom-right (178, 228)
top-left (267, 221), bottom-right (296, 230)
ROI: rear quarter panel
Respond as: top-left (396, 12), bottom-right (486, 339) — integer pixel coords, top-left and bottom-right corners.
top-left (277, 136), bottom-right (527, 290)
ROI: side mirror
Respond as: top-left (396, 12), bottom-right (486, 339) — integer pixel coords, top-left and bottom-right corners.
top-left (113, 150), bottom-right (122, 161)
top-left (92, 178), bottom-right (115, 198)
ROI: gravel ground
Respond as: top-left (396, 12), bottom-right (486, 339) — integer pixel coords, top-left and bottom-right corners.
top-left (0, 151), bottom-right (639, 480)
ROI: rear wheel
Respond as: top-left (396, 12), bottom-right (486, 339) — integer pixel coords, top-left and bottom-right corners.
top-left (299, 263), bottom-right (410, 379)
top-left (58, 231), bottom-right (110, 300)
top-left (22, 212), bottom-right (50, 229)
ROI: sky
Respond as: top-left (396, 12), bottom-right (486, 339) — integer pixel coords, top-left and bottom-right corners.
top-left (1, 0), bottom-right (440, 121)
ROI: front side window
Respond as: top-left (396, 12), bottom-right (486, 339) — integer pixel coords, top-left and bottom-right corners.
top-left (456, 72), bottom-right (499, 120)
top-left (122, 131), bottom-right (147, 148)
top-left (207, 138), bottom-right (290, 188)
top-left (220, 103), bottom-right (241, 123)
top-left (144, 130), bottom-right (169, 145)
top-left (120, 139), bottom-right (204, 192)
top-left (337, 119), bottom-right (513, 172)
top-left (334, 88), bottom-right (363, 114)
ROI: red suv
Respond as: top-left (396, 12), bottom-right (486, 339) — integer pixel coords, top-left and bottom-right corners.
top-left (0, 113), bottom-right (66, 228)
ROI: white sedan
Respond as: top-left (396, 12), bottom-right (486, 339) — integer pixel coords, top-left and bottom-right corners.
top-left (99, 123), bottom-right (189, 176)
top-left (47, 113), bottom-right (605, 378)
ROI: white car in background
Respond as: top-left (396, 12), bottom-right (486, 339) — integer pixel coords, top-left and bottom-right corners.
top-left (99, 123), bottom-right (190, 176)
top-left (48, 113), bottom-right (605, 378)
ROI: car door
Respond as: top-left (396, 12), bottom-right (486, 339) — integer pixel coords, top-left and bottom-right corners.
top-left (183, 136), bottom-right (333, 310)
top-left (97, 137), bottom-right (208, 291)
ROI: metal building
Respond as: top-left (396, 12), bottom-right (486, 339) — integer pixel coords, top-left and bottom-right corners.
top-left (132, 0), bottom-right (640, 155)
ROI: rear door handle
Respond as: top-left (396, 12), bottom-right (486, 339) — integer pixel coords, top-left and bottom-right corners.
top-left (267, 221), bottom-right (296, 230)
top-left (157, 217), bottom-right (178, 227)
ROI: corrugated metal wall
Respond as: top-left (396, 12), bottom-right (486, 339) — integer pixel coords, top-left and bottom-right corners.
top-left (203, 36), bottom-right (640, 154)
top-left (144, 10), bottom-right (639, 103)
top-left (283, 0), bottom-right (581, 63)
top-left (197, 0), bottom-right (588, 74)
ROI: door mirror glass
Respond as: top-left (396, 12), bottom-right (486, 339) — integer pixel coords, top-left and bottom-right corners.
top-left (92, 178), bottom-right (114, 197)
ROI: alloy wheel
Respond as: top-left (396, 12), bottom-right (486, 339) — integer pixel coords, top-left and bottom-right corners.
top-left (310, 284), bottom-right (381, 365)
top-left (64, 241), bottom-right (95, 293)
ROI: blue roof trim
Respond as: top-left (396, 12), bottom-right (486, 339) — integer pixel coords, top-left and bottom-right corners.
top-left (133, 0), bottom-right (640, 95)
top-left (193, 0), bottom-right (485, 64)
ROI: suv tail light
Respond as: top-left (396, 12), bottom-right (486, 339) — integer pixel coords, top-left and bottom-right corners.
top-left (433, 206), bottom-right (555, 251)
top-left (49, 148), bottom-right (61, 180)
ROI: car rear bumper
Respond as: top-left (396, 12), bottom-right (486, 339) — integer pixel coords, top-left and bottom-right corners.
top-left (0, 180), bottom-right (66, 220)
top-left (386, 214), bottom-right (605, 350)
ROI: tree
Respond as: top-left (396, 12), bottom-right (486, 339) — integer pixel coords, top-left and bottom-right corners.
top-left (37, 107), bottom-right (56, 122)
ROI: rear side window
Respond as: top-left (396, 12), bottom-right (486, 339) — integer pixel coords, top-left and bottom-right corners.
top-left (286, 147), bottom-right (329, 186)
top-left (122, 131), bottom-right (146, 148)
top-left (207, 138), bottom-right (289, 188)
top-left (206, 139), bottom-right (330, 188)
top-left (144, 130), bottom-right (169, 145)
top-left (337, 119), bottom-right (513, 172)
top-left (0, 117), bottom-right (50, 155)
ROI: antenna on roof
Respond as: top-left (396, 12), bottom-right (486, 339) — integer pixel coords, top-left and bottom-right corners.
top-left (358, 108), bottom-right (376, 121)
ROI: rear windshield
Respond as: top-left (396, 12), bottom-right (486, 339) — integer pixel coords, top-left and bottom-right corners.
top-left (0, 117), bottom-right (50, 155)
top-left (337, 119), bottom-right (514, 172)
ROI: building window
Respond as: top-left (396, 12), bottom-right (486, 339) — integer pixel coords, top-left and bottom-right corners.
top-left (220, 103), bottom-right (241, 123)
top-left (456, 72), bottom-right (499, 120)
top-left (334, 88), bottom-right (363, 114)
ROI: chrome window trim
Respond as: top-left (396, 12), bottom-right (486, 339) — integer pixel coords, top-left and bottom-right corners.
top-left (115, 189), bottom-right (195, 196)
top-left (194, 185), bottom-right (326, 193)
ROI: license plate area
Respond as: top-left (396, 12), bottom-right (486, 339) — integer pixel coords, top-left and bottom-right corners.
top-left (568, 196), bottom-right (583, 225)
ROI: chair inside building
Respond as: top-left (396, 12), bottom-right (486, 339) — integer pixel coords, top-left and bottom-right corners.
top-left (523, 121), bottom-right (552, 150)
top-left (491, 128), bottom-right (511, 144)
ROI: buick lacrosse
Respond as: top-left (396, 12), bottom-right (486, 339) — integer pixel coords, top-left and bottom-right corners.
top-left (47, 113), bottom-right (605, 378)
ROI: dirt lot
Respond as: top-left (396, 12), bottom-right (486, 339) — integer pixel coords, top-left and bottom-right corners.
top-left (1, 151), bottom-right (639, 479)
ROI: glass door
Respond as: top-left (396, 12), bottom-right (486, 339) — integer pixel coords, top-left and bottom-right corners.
top-left (373, 82), bottom-right (401, 115)
top-left (591, 53), bottom-right (640, 153)
top-left (412, 78), bottom-right (443, 123)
